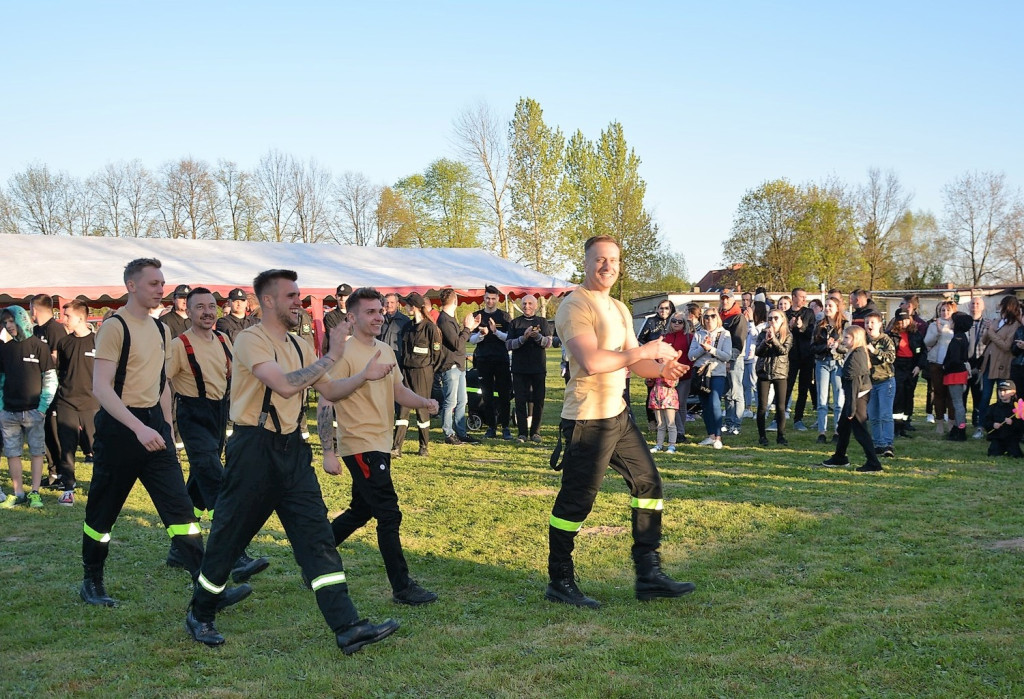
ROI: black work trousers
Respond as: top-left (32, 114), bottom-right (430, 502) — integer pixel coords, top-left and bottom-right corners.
top-left (785, 353), bottom-right (816, 422)
top-left (54, 402), bottom-right (96, 490)
top-left (331, 451), bottom-right (409, 592)
top-left (513, 372), bottom-right (546, 438)
top-left (893, 358), bottom-right (919, 424)
top-left (833, 387), bottom-right (880, 468)
top-left (394, 366), bottom-right (434, 452)
top-left (191, 427), bottom-right (358, 632)
top-left (549, 408), bottom-right (663, 578)
top-left (82, 406), bottom-right (203, 574)
top-left (476, 356), bottom-right (511, 430)
top-left (176, 395), bottom-right (228, 516)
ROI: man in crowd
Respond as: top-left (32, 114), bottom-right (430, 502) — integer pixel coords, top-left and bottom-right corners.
top-left (49, 299), bottom-right (98, 505)
top-left (319, 287), bottom-right (440, 607)
top-left (161, 285), bottom-right (192, 338)
top-left (436, 288), bottom-right (480, 445)
top-left (507, 294), bottom-right (553, 444)
top-left (31, 294), bottom-right (67, 486)
top-left (187, 269), bottom-right (398, 653)
top-left (378, 292), bottom-right (410, 363)
top-left (0, 305), bottom-right (56, 508)
top-left (216, 288), bottom-right (257, 343)
top-left (719, 290), bottom-right (748, 435)
top-left (850, 289), bottom-right (879, 327)
top-left (322, 283), bottom-right (352, 355)
top-left (547, 235), bottom-right (695, 609)
top-left (80, 258), bottom-right (250, 612)
top-left (165, 287), bottom-right (267, 583)
top-left (471, 285), bottom-right (513, 440)
top-left (966, 294), bottom-right (990, 439)
top-left (785, 287), bottom-right (817, 431)
top-left (392, 293), bottom-right (442, 458)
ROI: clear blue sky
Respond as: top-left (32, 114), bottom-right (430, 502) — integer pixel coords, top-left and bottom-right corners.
top-left (2, 1), bottom-right (1021, 280)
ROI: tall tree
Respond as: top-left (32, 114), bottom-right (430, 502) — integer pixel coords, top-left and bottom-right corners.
top-left (996, 200), bottom-right (1024, 283)
top-left (90, 161), bottom-right (129, 237)
top-left (123, 160), bottom-right (157, 238)
top-left (453, 101), bottom-right (511, 257)
top-left (423, 158), bottom-right (484, 247)
top-left (254, 149), bottom-right (295, 243)
top-left (393, 174), bottom-right (435, 247)
top-left (213, 159), bottom-right (256, 241)
top-left (290, 157), bottom-right (334, 244)
top-left (8, 164), bottom-right (65, 235)
top-left (942, 170), bottom-right (1017, 285)
top-left (0, 188), bottom-right (20, 234)
top-left (798, 180), bottom-right (861, 292)
top-left (507, 97), bottom-right (566, 275)
top-left (374, 186), bottom-right (416, 248)
top-left (856, 168), bottom-right (913, 290)
top-left (889, 210), bottom-right (945, 288)
top-left (157, 158), bottom-right (216, 239)
top-left (336, 171), bottom-right (379, 246)
top-left (722, 178), bottom-right (806, 292)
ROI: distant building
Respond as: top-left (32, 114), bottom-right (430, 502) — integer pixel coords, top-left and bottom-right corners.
top-left (694, 263), bottom-right (743, 293)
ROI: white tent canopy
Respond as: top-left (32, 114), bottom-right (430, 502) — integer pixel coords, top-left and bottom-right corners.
top-left (0, 234), bottom-right (574, 303)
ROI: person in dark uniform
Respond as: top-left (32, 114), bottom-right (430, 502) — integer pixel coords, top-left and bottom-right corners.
top-left (506, 294), bottom-right (553, 444)
top-left (215, 288), bottom-right (257, 343)
top-left (50, 299), bottom-right (99, 505)
top-left (318, 287), bottom-right (440, 606)
top-left (470, 285), bottom-right (513, 440)
top-left (165, 287), bottom-right (267, 583)
top-left (160, 285), bottom-right (192, 338)
top-left (79, 258), bottom-right (250, 612)
top-left (392, 293), bottom-right (442, 458)
top-left (31, 294), bottom-right (67, 486)
top-left (322, 283), bottom-right (352, 355)
top-left (187, 269), bottom-right (398, 653)
top-left (546, 235), bottom-right (695, 609)
top-left (378, 292), bottom-right (409, 361)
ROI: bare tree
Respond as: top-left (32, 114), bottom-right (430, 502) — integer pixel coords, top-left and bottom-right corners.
top-left (856, 168), bottom-right (912, 290)
top-left (8, 164), bottom-right (64, 235)
top-left (213, 159), bottom-right (255, 240)
top-left (0, 188), bottom-right (20, 234)
top-left (123, 160), bottom-right (157, 238)
top-left (943, 171), bottom-right (1017, 285)
top-left (55, 174), bottom-right (94, 236)
top-left (995, 199), bottom-right (1024, 283)
top-left (162, 158), bottom-right (216, 240)
top-left (254, 149), bottom-right (295, 242)
top-left (290, 158), bottom-right (335, 244)
top-left (89, 161), bottom-right (129, 237)
top-left (452, 101), bottom-right (511, 257)
top-left (336, 171), bottom-right (379, 245)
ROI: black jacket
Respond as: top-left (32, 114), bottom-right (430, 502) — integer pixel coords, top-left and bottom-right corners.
top-left (436, 310), bottom-right (471, 371)
top-left (984, 398), bottom-right (1024, 441)
top-left (842, 346), bottom-right (872, 398)
top-left (786, 306), bottom-right (816, 358)
top-left (400, 318), bottom-right (443, 372)
top-left (755, 330), bottom-right (793, 381)
top-left (889, 329), bottom-right (928, 371)
top-left (810, 320), bottom-right (849, 362)
top-left (379, 311), bottom-right (410, 363)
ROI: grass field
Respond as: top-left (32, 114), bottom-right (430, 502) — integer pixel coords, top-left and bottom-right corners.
top-left (2, 356), bottom-right (1023, 698)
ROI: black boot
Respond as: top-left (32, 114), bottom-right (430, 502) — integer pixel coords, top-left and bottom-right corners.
top-left (231, 551), bottom-right (269, 583)
top-left (544, 563), bottom-right (600, 608)
top-left (185, 608), bottom-right (225, 646)
top-left (634, 551), bottom-right (696, 601)
top-left (166, 543), bottom-right (188, 569)
top-left (213, 583), bottom-right (253, 611)
top-left (80, 565), bottom-right (117, 607)
top-left (336, 618), bottom-right (401, 655)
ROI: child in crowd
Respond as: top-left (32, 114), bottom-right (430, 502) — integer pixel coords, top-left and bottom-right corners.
top-left (822, 325), bottom-right (882, 472)
top-left (942, 312), bottom-right (973, 441)
top-left (983, 379), bottom-right (1024, 457)
top-left (889, 308), bottom-right (927, 438)
top-left (647, 373), bottom-right (680, 453)
top-left (865, 312), bottom-right (896, 457)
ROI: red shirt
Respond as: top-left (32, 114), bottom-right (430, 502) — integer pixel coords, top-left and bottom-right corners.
top-left (662, 331), bottom-right (693, 367)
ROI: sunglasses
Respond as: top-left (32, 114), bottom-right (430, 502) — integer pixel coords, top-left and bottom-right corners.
top-left (670, 319), bottom-right (685, 324)
top-left (703, 314), bottom-right (718, 320)
top-left (658, 306), bottom-right (671, 311)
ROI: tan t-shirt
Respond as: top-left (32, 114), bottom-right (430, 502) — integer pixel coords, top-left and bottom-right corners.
top-left (328, 338), bottom-right (401, 456)
top-left (166, 328), bottom-right (234, 400)
top-left (230, 325), bottom-right (316, 433)
top-left (555, 286), bottom-right (633, 420)
top-left (95, 310), bottom-right (172, 408)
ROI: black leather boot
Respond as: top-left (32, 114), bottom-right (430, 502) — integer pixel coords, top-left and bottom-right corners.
top-left (80, 565), bottom-right (117, 607)
top-left (336, 618), bottom-right (400, 655)
top-left (544, 563), bottom-right (600, 608)
top-left (634, 552), bottom-right (696, 601)
top-left (231, 551), bottom-right (269, 583)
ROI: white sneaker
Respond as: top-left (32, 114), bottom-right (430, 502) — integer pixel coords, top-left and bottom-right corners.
top-left (698, 436), bottom-right (715, 446)
top-left (925, 414), bottom-right (935, 424)
top-left (666, 445), bottom-right (676, 453)
top-left (972, 428), bottom-right (984, 440)
top-left (766, 421), bottom-right (777, 432)
top-left (741, 410), bottom-right (754, 420)
top-left (650, 445), bottom-right (661, 453)
top-left (712, 438), bottom-right (723, 449)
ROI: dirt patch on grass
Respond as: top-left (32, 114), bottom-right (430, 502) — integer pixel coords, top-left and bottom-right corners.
top-left (516, 488), bottom-right (558, 497)
top-left (990, 538), bottom-right (1024, 551)
top-left (580, 525), bottom-right (627, 536)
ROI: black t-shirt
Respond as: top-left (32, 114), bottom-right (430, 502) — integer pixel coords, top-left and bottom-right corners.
top-left (161, 312), bottom-right (191, 339)
top-left (53, 332), bottom-right (99, 411)
top-left (507, 315), bottom-right (551, 375)
top-left (0, 336), bottom-right (55, 411)
top-left (34, 317), bottom-right (67, 350)
top-left (215, 314), bottom-right (256, 343)
top-left (472, 308), bottom-right (512, 361)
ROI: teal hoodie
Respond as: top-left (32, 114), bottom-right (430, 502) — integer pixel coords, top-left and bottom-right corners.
top-left (0, 305), bottom-right (58, 412)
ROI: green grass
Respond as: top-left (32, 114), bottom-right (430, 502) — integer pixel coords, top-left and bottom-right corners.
top-left (2, 356), bottom-right (1023, 697)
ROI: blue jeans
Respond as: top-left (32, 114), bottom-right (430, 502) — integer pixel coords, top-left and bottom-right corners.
top-left (440, 364), bottom-right (467, 438)
top-left (867, 376), bottom-right (895, 447)
top-left (723, 359), bottom-right (745, 428)
top-left (815, 359), bottom-right (844, 434)
top-left (700, 375), bottom-right (726, 437)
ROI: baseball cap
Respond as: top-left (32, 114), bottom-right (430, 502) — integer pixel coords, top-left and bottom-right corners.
top-left (720, 290), bottom-right (735, 299)
top-left (173, 284), bottom-right (191, 298)
top-left (893, 308), bottom-right (909, 321)
top-left (403, 292), bottom-right (427, 310)
top-left (997, 379), bottom-right (1016, 392)
top-left (336, 283), bottom-right (352, 298)
top-left (227, 288), bottom-right (246, 301)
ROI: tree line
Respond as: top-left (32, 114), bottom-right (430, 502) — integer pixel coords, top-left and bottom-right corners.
top-left (723, 169), bottom-right (1024, 292)
top-left (0, 98), bottom-right (688, 302)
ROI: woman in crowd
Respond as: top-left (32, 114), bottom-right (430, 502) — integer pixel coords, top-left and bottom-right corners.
top-left (688, 308), bottom-right (732, 449)
top-left (978, 295), bottom-right (1023, 430)
top-left (661, 311), bottom-right (694, 443)
top-left (889, 308), bottom-right (927, 438)
top-left (942, 311), bottom-right (973, 442)
top-left (810, 296), bottom-right (848, 444)
top-left (742, 302), bottom-right (767, 420)
top-left (638, 300), bottom-right (676, 431)
top-left (755, 309), bottom-right (792, 447)
top-left (924, 300), bottom-right (957, 434)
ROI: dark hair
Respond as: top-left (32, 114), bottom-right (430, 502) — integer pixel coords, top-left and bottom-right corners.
top-left (584, 235), bottom-right (619, 253)
top-left (30, 294), bottom-right (54, 311)
top-left (253, 269), bottom-right (297, 302)
top-left (902, 293), bottom-right (919, 312)
top-left (347, 287), bottom-right (385, 315)
top-left (753, 301), bottom-right (767, 325)
top-left (438, 288), bottom-right (457, 306)
top-left (657, 299), bottom-right (676, 314)
top-left (686, 302), bottom-right (701, 318)
top-left (865, 311), bottom-right (883, 323)
top-left (999, 295), bottom-right (1021, 323)
top-left (186, 287), bottom-right (214, 308)
top-left (808, 298), bottom-right (823, 311)
top-left (951, 311), bottom-right (974, 334)
top-left (124, 258), bottom-right (161, 284)
top-left (484, 285), bottom-right (501, 297)
top-left (852, 288), bottom-right (868, 300)
top-left (791, 287), bottom-right (806, 296)
top-left (62, 299), bottom-right (89, 317)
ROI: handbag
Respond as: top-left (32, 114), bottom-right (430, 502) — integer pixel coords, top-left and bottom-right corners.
top-left (694, 362), bottom-right (713, 397)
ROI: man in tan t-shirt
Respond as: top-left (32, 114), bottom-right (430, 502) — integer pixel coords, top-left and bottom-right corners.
top-left (165, 287), bottom-right (267, 584)
top-left (187, 269), bottom-right (399, 655)
top-left (547, 235), bottom-right (696, 609)
top-left (317, 287), bottom-right (440, 606)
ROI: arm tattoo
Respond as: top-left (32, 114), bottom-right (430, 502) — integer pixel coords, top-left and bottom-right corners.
top-left (284, 354), bottom-right (335, 388)
top-left (317, 401), bottom-right (337, 453)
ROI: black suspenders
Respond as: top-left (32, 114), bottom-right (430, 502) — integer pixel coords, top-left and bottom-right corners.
top-left (111, 315), bottom-right (167, 401)
top-left (178, 332), bottom-right (233, 400)
top-left (257, 334), bottom-right (304, 434)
